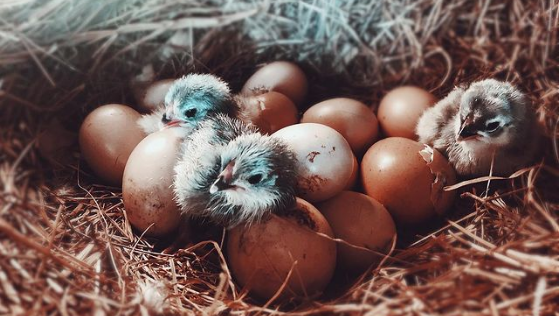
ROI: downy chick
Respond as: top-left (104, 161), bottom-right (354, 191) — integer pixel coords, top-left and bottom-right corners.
top-left (137, 74), bottom-right (238, 136)
top-left (416, 79), bottom-right (538, 177)
top-left (173, 114), bottom-right (298, 227)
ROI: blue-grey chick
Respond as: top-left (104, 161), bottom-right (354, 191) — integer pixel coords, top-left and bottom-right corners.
top-left (416, 79), bottom-right (538, 177)
top-left (173, 114), bottom-right (298, 227)
top-left (137, 74), bottom-right (238, 136)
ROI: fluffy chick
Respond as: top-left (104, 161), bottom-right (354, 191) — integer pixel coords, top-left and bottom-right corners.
top-left (173, 114), bottom-right (298, 227)
top-left (137, 74), bottom-right (238, 136)
top-left (416, 79), bottom-right (538, 177)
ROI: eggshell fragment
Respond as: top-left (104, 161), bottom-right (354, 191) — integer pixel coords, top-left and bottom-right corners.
top-left (239, 91), bottom-right (298, 134)
top-left (377, 86), bottom-right (437, 140)
top-left (122, 128), bottom-right (183, 236)
top-left (273, 123), bottom-right (354, 202)
top-left (79, 104), bottom-right (146, 185)
top-left (227, 198), bottom-right (336, 301)
top-left (301, 98), bottom-right (379, 156)
top-left (134, 79), bottom-right (175, 113)
top-left (241, 61), bottom-right (308, 107)
top-left (316, 191), bottom-right (396, 274)
top-left (361, 137), bottom-right (456, 226)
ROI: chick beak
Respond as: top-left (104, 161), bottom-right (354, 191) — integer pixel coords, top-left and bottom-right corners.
top-left (210, 161), bottom-right (235, 193)
top-left (165, 120), bottom-right (182, 127)
top-left (457, 117), bottom-right (478, 141)
top-left (162, 108), bottom-right (182, 127)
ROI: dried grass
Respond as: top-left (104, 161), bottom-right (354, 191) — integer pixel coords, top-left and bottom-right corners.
top-left (0, 0), bottom-right (558, 315)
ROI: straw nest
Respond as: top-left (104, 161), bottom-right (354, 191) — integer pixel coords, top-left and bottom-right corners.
top-left (0, 0), bottom-right (558, 315)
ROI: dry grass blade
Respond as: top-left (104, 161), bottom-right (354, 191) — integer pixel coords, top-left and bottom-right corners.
top-left (0, 0), bottom-right (558, 315)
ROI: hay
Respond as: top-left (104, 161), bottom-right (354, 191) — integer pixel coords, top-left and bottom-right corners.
top-left (1, 0), bottom-right (558, 314)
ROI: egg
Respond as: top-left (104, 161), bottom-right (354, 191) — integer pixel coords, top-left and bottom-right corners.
top-left (377, 86), bottom-right (437, 139)
top-left (344, 154), bottom-right (359, 190)
top-left (361, 137), bottom-right (456, 226)
top-left (227, 198), bottom-right (336, 301)
top-left (134, 79), bottom-right (174, 113)
top-left (122, 128), bottom-right (183, 236)
top-left (316, 191), bottom-right (396, 274)
top-left (38, 119), bottom-right (77, 165)
top-left (241, 61), bottom-right (308, 106)
top-left (301, 98), bottom-right (379, 156)
top-left (240, 91), bottom-right (298, 134)
top-left (273, 123), bottom-right (354, 202)
top-left (79, 104), bottom-right (146, 185)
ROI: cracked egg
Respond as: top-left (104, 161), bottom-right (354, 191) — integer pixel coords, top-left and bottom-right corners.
top-left (227, 197), bottom-right (336, 301)
top-left (361, 137), bottom-right (457, 225)
top-left (240, 91), bottom-right (298, 134)
top-left (241, 61), bottom-right (308, 107)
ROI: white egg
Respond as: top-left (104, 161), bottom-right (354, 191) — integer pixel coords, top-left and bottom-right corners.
top-left (273, 123), bottom-right (353, 202)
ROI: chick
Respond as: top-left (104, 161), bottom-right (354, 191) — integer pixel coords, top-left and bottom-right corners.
top-left (416, 79), bottom-right (538, 177)
top-left (137, 74), bottom-right (238, 136)
top-left (173, 114), bottom-right (298, 227)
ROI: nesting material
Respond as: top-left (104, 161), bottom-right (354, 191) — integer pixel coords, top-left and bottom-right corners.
top-left (0, 0), bottom-right (558, 315)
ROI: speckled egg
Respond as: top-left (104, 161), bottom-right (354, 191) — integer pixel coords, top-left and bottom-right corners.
top-left (273, 123), bottom-right (354, 202)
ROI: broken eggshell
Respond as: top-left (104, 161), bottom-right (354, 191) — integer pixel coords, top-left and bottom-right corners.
top-left (226, 197), bottom-right (336, 302)
top-left (241, 61), bottom-right (308, 107)
top-left (273, 123), bottom-right (354, 202)
top-left (239, 91), bottom-right (298, 134)
top-left (361, 137), bottom-right (456, 226)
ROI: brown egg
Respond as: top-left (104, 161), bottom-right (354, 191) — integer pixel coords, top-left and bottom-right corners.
top-left (240, 91), bottom-right (298, 134)
top-left (38, 119), bottom-right (77, 165)
top-left (134, 79), bottom-right (175, 113)
top-left (344, 154), bottom-right (359, 190)
top-left (316, 191), bottom-right (396, 274)
top-left (361, 137), bottom-right (456, 226)
top-left (377, 86), bottom-right (437, 140)
top-left (241, 61), bottom-right (308, 106)
top-left (122, 128), bottom-right (183, 236)
top-left (301, 98), bottom-right (379, 156)
top-left (227, 198), bottom-right (336, 301)
top-left (273, 123), bottom-right (354, 202)
top-left (79, 104), bottom-right (146, 185)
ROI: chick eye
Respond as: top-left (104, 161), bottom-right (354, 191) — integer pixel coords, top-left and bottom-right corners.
top-left (184, 108), bottom-right (197, 118)
top-left (485, 122), bottom-right (500, 132)
top-left (247, 174), bottom-right (263, 185)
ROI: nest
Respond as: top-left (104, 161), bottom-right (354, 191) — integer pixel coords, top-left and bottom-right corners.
top-left (1, 0), bottom-right (558, 314)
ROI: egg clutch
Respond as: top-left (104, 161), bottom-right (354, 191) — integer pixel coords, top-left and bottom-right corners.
top-left (78, 61), bottom-right (457, 302)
